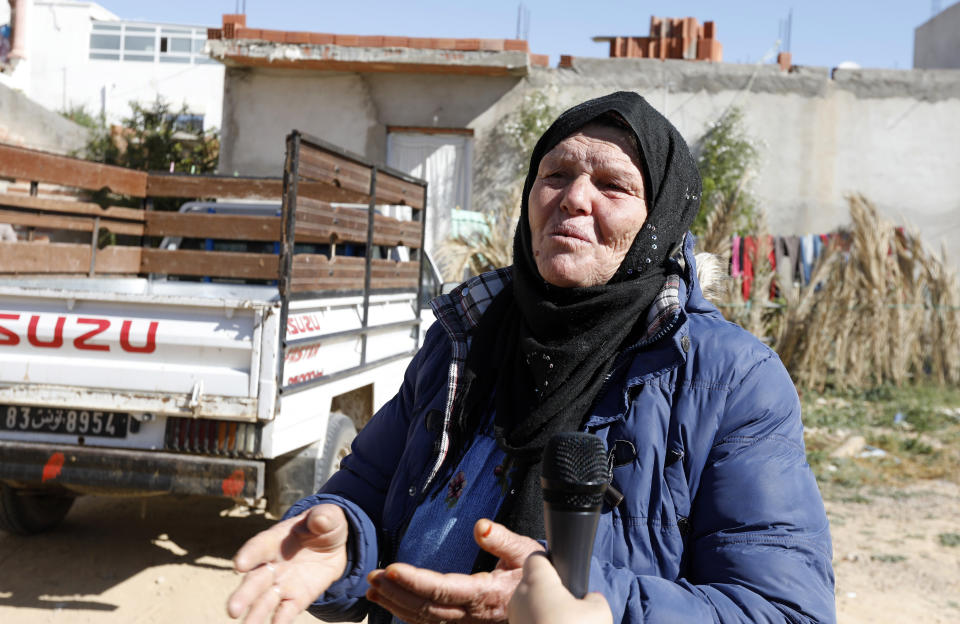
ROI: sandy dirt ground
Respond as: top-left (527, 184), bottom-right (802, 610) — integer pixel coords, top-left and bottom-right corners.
top-left (0, 496), bottom-right (318, 624)
top-left (828, 479), bottom-right (960, 624)
top-left (1, 481), bottom-right (958, 624)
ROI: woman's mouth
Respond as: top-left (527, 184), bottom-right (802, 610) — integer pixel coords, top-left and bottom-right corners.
top-left (550, 223), bottom-right (592, 243)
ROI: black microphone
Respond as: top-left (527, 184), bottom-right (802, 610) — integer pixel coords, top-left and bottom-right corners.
top-left (541, 432), bottom-right (608, 599)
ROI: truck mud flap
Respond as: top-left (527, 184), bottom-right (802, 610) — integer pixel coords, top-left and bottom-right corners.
top-left (0, 441), bottom-right (263, 499)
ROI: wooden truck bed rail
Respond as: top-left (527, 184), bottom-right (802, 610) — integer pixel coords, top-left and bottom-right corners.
top-left (279, 131), bottom-right (427, 298)
top-left (0, 143), bottom-right (146, 197)
top-left (0, 136), bottom-right (426, 288)
top-left (275, 131), bottom-right (428, 393)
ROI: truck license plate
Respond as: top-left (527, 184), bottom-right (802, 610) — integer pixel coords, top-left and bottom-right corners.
top-left (1, 405), bottom-right (128, 439)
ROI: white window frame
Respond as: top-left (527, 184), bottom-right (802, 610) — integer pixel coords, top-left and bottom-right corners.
top-left (89, 22), bottom-right (212, 65)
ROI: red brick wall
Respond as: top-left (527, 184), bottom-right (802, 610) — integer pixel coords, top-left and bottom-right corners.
top-left (607, 16), bottom-right (722, 62)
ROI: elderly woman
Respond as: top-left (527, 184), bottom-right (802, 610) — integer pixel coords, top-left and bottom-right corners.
top-left (228, 92), bottom-right (835, 624)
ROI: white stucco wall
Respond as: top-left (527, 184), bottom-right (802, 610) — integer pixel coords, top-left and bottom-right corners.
top-left (10, 1), bottom-right (223, 129)
top-left (914, 1), bottom-right (960, 69)
top-left (219, 69), bottom-right (380, 175)
top-left (218, 67), bottom-right (520, 176)
top-left (219, 59), bottom-right (960, 267)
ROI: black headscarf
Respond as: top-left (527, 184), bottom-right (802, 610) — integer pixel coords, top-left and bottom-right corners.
top-left (453, 92), bottom-right (701, 569)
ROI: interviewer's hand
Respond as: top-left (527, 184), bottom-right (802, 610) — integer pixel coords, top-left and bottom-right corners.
top-left (226, 504), bottom-right (349, 624)
top-left (508, 552), bottom-right (612, 624)
top-left (365, 518), bottom-right (544, 624)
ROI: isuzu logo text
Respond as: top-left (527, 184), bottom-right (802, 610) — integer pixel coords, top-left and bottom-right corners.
top-left (0, 314), bottom-right (159, 354)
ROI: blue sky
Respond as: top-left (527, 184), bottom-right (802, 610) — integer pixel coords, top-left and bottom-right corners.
top-left (98, 1), bottom-right (950, 70)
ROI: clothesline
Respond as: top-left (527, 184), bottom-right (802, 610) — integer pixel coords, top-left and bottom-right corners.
top-left (731, 233), bottom-right (841, 301)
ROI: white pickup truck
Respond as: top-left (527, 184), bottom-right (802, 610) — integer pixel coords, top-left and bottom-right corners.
top-left (0, 133), bottom-right (436, 534)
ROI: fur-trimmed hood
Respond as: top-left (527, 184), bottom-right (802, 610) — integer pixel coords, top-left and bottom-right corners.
top-left (694, 251), bottom-right (727, 303)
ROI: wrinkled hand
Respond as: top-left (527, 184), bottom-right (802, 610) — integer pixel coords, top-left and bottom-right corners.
top-left (227, 504), bottom-right (349, 624)
top-left (508, 552), bottom-right (612, 624)
top-left (365, 518), bottom-right (544, 624)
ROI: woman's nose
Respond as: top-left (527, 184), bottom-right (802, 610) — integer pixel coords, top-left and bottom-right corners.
top-left (560, 174), bottom-right (595, 215)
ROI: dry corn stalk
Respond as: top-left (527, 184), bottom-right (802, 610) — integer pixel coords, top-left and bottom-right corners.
top-left (772, 195), bottom-right (960, 390)
top-left (436, 185), bottom-right (521, 281)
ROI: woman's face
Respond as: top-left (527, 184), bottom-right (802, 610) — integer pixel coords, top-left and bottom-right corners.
top-left (528, 123), bottom-right (649, 288)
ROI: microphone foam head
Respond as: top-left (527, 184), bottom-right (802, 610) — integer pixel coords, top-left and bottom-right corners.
top-left (541, 432), bottom-right (608, 510)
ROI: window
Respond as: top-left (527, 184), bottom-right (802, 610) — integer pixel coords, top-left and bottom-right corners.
top-left (124, 35), bottom-right (155, 52)
top-left (90, 22), bottom-right (122, 60)
top-left (90, 34), bottom-right (120, 50)
top-left (168, 38), bottom-right (192, 52)
top-left (88, 22), bottom-right (213, 64)
top-left (159, 31), bottom-right (193, 64)
top-left (165, 113), bottom-right (204, 134)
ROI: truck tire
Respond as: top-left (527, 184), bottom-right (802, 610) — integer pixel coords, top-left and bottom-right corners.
top-left (0, 485), bottom-right (75, 535)
top-left (319, 412), bottom-right (357, 487)
top-left (265, 412), bottom-right (357, 518)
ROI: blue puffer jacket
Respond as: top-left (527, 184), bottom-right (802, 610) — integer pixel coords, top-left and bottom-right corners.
top-left (288, 236), bottom-right (836, 623)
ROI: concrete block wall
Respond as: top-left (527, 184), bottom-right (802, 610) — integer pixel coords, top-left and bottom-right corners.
top-left (914, 1), bottom-right (960, 69)
top-left (0, 81), bottom-right (88, 154)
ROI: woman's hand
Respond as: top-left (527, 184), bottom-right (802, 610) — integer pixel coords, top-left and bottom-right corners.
top-left (365, 518), bottom-right (544, 624)
top-left (226, 504), bottom-right (350, 624)
top-left (508, 552), bottom-right (612, 624)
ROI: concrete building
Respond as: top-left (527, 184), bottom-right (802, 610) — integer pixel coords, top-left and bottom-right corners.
top-left (209, 16), bottom-right (960, 272)
top-left (0, 78), bottom-right (87, 152)
top-left (208, 13), bottom-right (546, 261)
top-left (0, 0), bottom-right (223, 130)
top-left (914, 1), bottom-right (960, 69)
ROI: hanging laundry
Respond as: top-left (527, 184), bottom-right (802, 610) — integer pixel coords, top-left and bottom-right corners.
top-left (775, 236), bottom-right (800, 297)
top-left (742, 236), bottom-right (757, 300)
top-left (773, 236), bottom-right (786, 299)
top-left (774, 236), bottom-right (788, 276)
top-left (785, 236), bottom-right (801, 282)
top-left (767, 235), bottom-right (777, 300)
top-left (731, 235), bottom-right (742, 277)
top-left (801, 234), bottom-right (816, 284)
